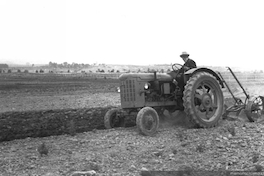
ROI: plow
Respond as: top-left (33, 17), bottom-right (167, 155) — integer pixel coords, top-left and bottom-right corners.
top-left (219, 67), bottom-right (264, 122)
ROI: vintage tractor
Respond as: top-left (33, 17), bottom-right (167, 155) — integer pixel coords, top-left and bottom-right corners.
top-left (104, 64), bottom-right (225, 136)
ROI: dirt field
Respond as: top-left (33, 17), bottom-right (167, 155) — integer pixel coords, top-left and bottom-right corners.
top-left (0, 73), bottom-right (120, 113)
top-left (1, 72), bottom-right (264, 176)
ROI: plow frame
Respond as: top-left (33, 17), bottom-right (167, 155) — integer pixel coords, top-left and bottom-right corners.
top-left (218, 67), bottom-right (264, 121)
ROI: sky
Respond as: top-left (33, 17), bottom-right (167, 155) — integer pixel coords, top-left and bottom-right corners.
top-left (0, 0), bottom-right (264, 69)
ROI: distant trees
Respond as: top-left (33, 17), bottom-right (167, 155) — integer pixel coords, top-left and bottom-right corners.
top-left (49, 62), bottom-right (58, 68)
top-left (147, 68), bottom-right (156, 73)
top-left (48, 61), bottom-right (90, 69)
top-left (47, 61), bottom-right (172, 74)
top-left (96, 69), bottom-right (105, 73)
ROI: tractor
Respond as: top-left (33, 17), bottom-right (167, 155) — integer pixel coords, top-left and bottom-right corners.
top-left (104, 63), bottom-right (225, 136)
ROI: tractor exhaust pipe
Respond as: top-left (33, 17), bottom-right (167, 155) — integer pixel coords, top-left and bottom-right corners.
top-left (154, 71), bottom-right (157, 80)
top-left (153, 71), bottom-right (159, 90)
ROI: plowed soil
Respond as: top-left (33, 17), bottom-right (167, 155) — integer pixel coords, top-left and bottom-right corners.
top-left (1, 73), bottom-right (264, 176)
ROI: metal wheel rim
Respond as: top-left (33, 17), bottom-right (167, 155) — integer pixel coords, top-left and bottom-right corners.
top-left (142, 114), bottom-right (157, 131)
top-left (193, 80), bottom-right (220, 122)
top-left (247, 96), bottom-right (264, 121)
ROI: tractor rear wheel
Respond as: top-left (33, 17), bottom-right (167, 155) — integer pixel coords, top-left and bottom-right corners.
top-left (104, 108), bottom-right (124, 129)
top-left (136, 107), bottom-right (160, 136)
top-left (183, 72), bottom-right (224, 128)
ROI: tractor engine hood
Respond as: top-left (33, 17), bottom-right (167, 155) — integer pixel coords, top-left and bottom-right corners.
top-left (119, 73), bottom-right (173, 81)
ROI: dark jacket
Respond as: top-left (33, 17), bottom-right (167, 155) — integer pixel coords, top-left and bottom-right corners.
top-left (183, 58), bottom-right (197, 70)
top-left (176, 58), bottom-right (197, 92)
top-left (179, 58), bottom-right (197, 73)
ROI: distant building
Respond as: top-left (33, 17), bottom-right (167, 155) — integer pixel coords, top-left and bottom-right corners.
top-left (0, 64), bottom-right (8, 68)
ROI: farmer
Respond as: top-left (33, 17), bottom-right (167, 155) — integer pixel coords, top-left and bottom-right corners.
top-left (174, 52), bottom-right (197, 110)
top-left (179, 51), bottom-right (197, 72)
top-left (175, 51), bottom-right (197, 86)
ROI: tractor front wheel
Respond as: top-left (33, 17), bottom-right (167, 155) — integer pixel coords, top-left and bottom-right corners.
top-left (136, 107), bottom-right (160, 136)
top-left (183, 72), bottom-right (224, 128)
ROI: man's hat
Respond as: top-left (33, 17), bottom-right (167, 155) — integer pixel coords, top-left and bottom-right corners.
top-left (180, 51), bottom-right (189, 57)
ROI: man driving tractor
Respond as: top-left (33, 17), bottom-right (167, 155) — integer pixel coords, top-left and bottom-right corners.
top-left (174, 51), bottom-right (197, 88)
top-left (173, 52), bottom-right (197, 110)
top-left (180, 51), bottom-right (197, 71)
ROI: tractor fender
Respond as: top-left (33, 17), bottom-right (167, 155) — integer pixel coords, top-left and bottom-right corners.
top-left (184, 67), bottom-right (224, 88)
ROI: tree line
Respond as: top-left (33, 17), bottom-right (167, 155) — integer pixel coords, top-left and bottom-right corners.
top-left (48, 62), bottom-right (91, 68)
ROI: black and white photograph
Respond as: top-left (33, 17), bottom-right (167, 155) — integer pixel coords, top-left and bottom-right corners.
top-left (1, 0), bottom-right (264, 176)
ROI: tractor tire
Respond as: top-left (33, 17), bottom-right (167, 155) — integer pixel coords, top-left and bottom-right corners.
top-left (104, 108), bottom-right (123, 129)
top-left (183, 72), bottom-right (224, 128)
top-left (136, 107), bottom-right (160, 136)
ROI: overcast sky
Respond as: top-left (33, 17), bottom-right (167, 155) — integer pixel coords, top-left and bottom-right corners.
top-left (0, 0), bottom-right (264, 69)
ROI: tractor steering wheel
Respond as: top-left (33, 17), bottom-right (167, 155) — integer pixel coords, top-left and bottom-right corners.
top-left (172, 63), bottom-right (183, 72)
